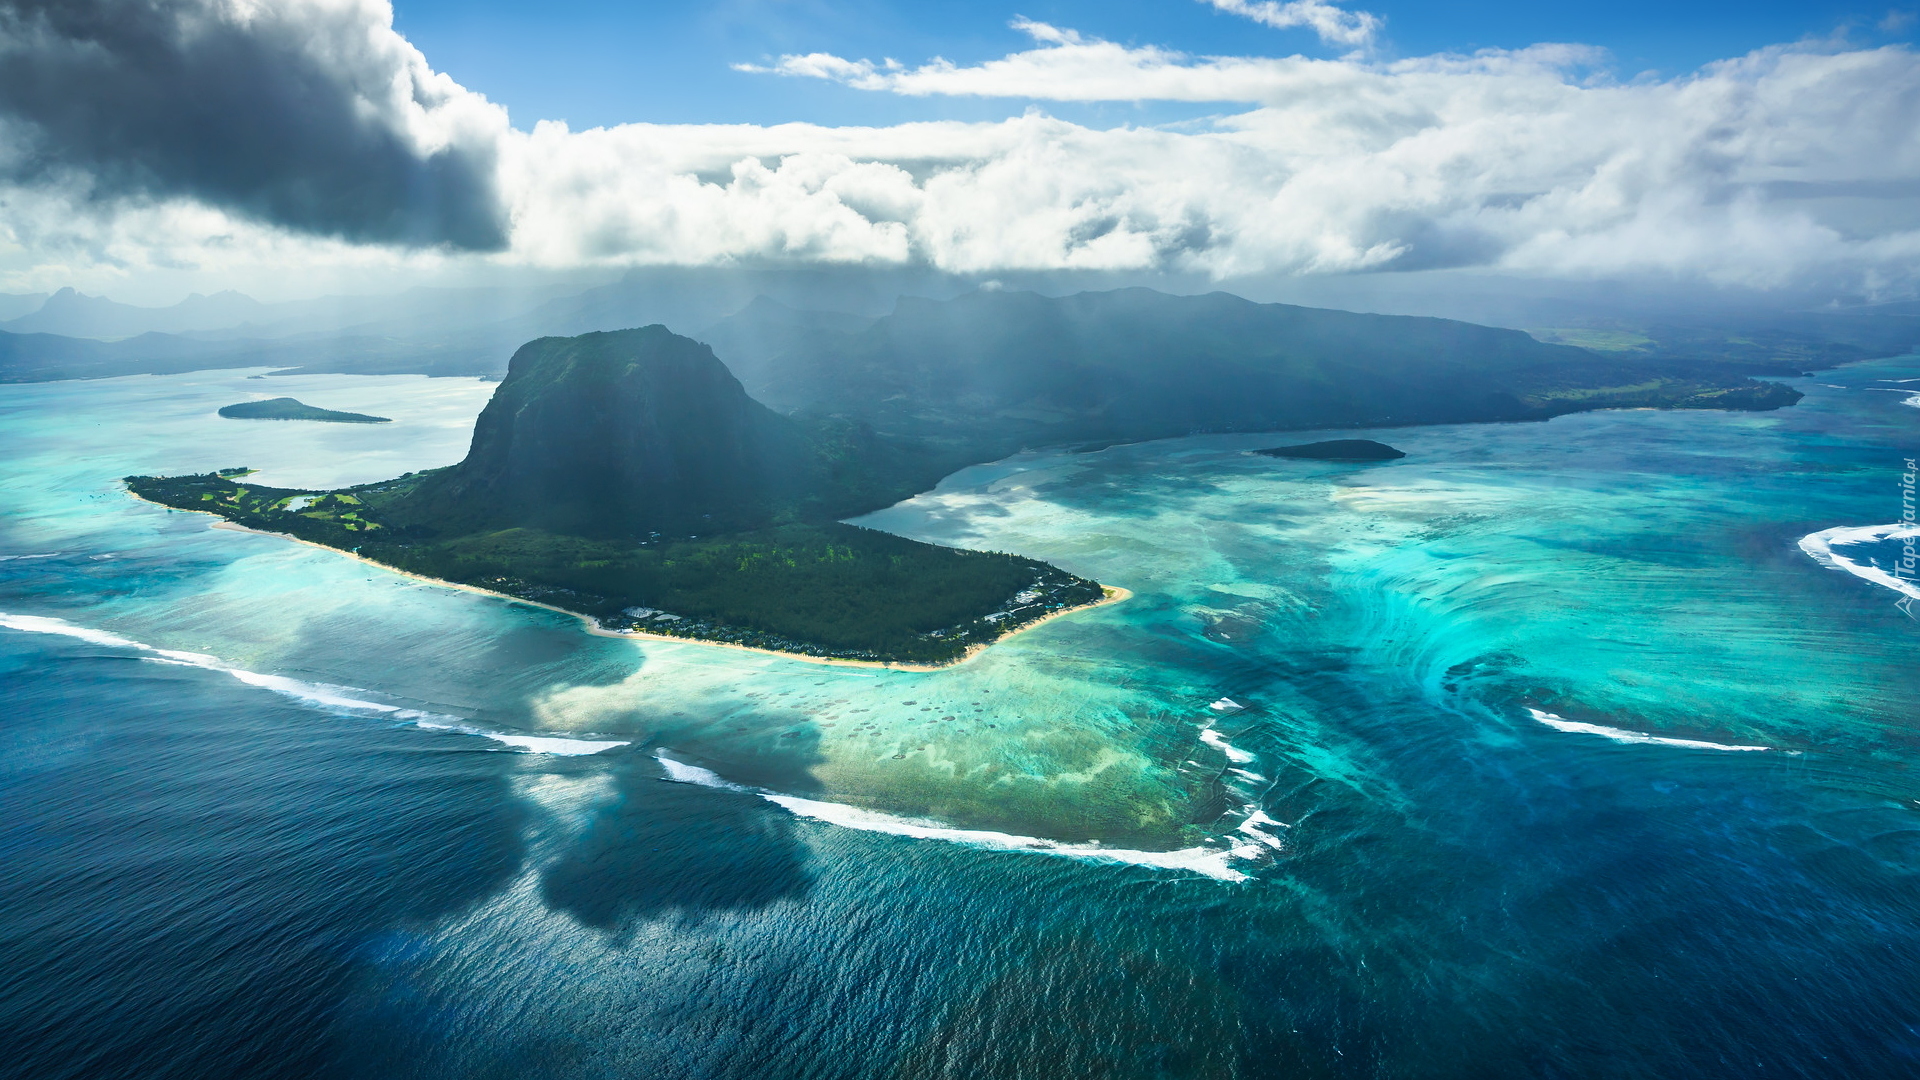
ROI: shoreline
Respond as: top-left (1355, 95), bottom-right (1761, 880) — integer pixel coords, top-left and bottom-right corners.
top-left (135, 492), bottom-right (1129, 671)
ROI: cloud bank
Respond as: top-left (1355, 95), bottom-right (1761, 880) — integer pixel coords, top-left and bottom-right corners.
top-left (0, 0), bottom-right (510, 250)
top-left (2, 1), bottom-right (1919, 298)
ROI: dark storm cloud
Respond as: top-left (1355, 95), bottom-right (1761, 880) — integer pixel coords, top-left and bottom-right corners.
top-left (0, 0), bottom-right (510, 250)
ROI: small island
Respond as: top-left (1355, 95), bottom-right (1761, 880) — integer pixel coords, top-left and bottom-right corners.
top-left (218, 397), bottom-right (391, 423)
top-left (1255, 439), bottom-right (1406, 461)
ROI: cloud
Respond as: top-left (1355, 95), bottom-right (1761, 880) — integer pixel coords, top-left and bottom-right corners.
top-left (3, 4), bottom-right (1920, 299)
top-left (0, 0), bottom-right (511, 250)
top-left (1201, 0), bottom-right (1381, 48)
top-left (509, 38), bottom-right (1920, 291)
top-left (740, 20), bottom-right (1601, 102)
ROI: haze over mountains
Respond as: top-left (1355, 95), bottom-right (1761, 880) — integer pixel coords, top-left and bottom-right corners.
top-left (3, 269), bottom-right (1915, 391)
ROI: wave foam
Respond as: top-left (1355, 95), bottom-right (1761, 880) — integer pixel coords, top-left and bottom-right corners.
top-left (656, 750), bottom-right (1250, 881)
top-left (1528, 708), bottom-right (1770, 751)
top-left (0, 553), bottom-right (61, 562)
top-left (1798, 524), bottom-right (1920, 605)
top-left (0, 612), bottom-right (626, 756)
top-left (1198, 725), bottom-right (1256, 764)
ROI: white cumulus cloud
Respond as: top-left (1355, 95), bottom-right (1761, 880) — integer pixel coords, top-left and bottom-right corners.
top-left (1202, 0), bottom-right (1381, 49)
top-left (2, 3), bottom-right (1920, 299)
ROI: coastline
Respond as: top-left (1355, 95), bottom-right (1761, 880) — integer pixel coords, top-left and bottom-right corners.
top-left (136, 493), bottom-right (1128, 671)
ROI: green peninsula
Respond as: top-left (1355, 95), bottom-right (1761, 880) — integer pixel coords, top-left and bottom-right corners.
top-left (134, 328), bottom-right (1105, 665)
top-left (218, 397), bottom-right (390, 423)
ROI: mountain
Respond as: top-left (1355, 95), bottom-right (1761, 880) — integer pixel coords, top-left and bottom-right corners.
top-left (691, 296), bottom-right (876, 390)
top-left (3, 288), bottom-right (270, 339)
top-left (751, 288), bottom-right (1802, 459)
top-left (395, 326), bottom-right (933, 537)
top-left (0, 327), bottom-right (493, 382)
top-left (0, 292), bottom-right (47, 322)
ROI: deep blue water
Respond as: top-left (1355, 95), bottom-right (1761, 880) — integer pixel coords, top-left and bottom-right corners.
top-left (2, 363), bottom-right (1919, 1078)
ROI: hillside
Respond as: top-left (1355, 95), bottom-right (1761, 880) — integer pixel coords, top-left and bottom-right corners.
top-left (392, 327), bottom-right (942, 537)
top-left (750, 288), bottom-right (1802, 459)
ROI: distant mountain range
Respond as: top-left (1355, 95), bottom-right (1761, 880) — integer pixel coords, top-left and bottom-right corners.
top-left (740, 288), bottom-right (1805, 465)
top-left (3, 287), bottom-right (271, 338)
top-left (4, 267), bottom-right (1914, 387)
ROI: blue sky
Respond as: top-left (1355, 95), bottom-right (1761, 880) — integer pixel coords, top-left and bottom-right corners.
top-left (391, 0), bottom-right (1918, 129)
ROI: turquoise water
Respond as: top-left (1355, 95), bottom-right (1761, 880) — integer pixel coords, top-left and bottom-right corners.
top-left (2, 359), bottom-right (1918, 1076)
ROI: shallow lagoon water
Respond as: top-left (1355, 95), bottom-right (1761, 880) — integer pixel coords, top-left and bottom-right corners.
top-left (2, 359), bottom-right (1919, 1077)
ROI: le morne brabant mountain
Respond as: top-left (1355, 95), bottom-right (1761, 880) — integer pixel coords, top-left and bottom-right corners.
top-left (128, 288), bottom-right (1803, 664)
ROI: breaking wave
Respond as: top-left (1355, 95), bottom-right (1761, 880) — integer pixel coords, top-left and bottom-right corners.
top-left (658, 750), bottom-right (1256, 882)
top-left (0, 612), bottom-right (627, 756)
top-left (1529, 708), bottom-right (1771, 752)
top-left (1799, 524), bottom-right (1920, 605)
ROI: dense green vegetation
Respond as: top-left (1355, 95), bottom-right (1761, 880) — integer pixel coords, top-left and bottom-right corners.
top-left (126, 470), bottom-right (1105, 664)
top-left (217, 397), bottom-right (390, 423)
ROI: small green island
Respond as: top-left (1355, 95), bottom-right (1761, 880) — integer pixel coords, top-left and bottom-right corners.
top-left (1255, 439), bottom-right (1407, 461)
top-left (136, 329), bottom-right (1107, 666)
top-left (218, 397), bottom-right (391, 423)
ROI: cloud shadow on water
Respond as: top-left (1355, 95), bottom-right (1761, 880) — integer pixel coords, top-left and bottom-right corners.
top-left (538, 733), bottom-right (825, 931)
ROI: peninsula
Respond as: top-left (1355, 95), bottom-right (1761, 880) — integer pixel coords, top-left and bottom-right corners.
top-left (134, 328), bottom-right (1105, 665)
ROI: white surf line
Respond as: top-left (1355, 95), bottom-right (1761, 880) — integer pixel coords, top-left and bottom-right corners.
top-left (1798, 524), bottom-right (1920, 604)
top-left (1195, 711), bottom-right (1288, 854)
top-left (1860, 387), bottom-right (1920, 406)
top-left (1235, 809), bottom-right (1289, 851)
top-left (0, 553), bottom-right (62, 562)
top-left (1528, 708), bottom-right (1771, 752)
top-left (655, 750), bottom-right (1251, 882)
top-left (1197, 725), bottom-right (1257, 764)
top-left (0, 612), bottom-right (626, 756)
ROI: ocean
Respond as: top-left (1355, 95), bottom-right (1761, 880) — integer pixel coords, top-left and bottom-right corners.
top-left (2, 359), bottom-right (1918, 1078)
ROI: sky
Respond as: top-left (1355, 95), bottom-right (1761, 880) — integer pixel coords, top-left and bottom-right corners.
top-left (390, 0), bottom-right (1919, 129)
top-left (0, 0), bottom-right (1917, 304)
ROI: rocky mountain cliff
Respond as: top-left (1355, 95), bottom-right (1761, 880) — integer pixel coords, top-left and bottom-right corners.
top-left (397, 326), bottom-right (930, 537)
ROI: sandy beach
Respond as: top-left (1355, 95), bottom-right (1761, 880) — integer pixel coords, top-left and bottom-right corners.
top-left (138, 495), bottom-right (1129, 671)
